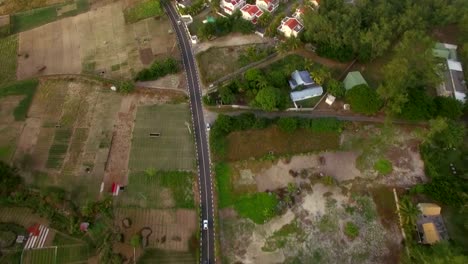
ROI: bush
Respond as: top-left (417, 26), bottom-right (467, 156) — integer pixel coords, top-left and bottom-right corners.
top-left (278, 117), bottom-right (298, 133)
top-left (119, 81), bottom-right (135, 93)
top-left (134, 57), bottom-right (179, 81)
top-left (326, 79), bottom-right (346, 98)
top-left (346, 84), bottom-right (382, 115)
top-left (434, 96), bottom-right (463, 120)
top-left (234, 192), bottom-right (279, 224)
top-left (344, 222), bottom-right (359, 239)
top-left (254, 87), bottom-right (282, 111)
top-left (374, 159), bottom-right (393, 175)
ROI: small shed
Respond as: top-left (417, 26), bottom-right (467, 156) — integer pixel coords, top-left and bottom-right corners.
top-left (418, 203), bottom-right (441, 216)
top-left (343, 71), bottom-right (368, 90)
top-left (325, 94), bottom-right (336, 106)
top-left (422, 222), bottom-right (440, 245)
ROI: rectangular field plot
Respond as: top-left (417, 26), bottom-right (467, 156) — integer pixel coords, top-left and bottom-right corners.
top-left (22, 244), bottom-right (89, 264)
top-left (128, 104), bottom-right (195, 172)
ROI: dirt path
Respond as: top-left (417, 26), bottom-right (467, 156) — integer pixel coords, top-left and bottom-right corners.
top-left (193, 33), bottom-right (270, 54)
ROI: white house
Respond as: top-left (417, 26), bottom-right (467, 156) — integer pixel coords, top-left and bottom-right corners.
top-left (221, 0), bottom-right (246, 15)
top-left (277, 17), bottom-right (303, 38)
top-left (240, 4), bottom-right (263, 24)
top-left (288, 70), bottom-right (323, 107)
top-left (256, 0), bottom-right (279, 13)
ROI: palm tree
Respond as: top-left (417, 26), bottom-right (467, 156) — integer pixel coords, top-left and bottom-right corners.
top-left (398, 196), bottom-right (420, 228)
top-left (256, 77), bottom-right (269, 89)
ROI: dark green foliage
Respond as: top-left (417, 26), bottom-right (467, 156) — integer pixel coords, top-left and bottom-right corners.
top-left (346, 84), bottom-right (382, 115)
top-left (0, 162), bottom-right (23, 196)
top-left (434, 96), bottom-right (463, 119)
top-left (0, 79), bottom-right (39, 121)
top-left (398, 87), bottom-right (436, 120)
top-left (254, 87), bottom-right (283, 111)
top-left (267, 70), bottom-right (288, 88)
top-left (325, 79), bottom-right (345, 98)
top-left (278, 117), bottom-right (298, 133)
top-left (178, 0), bottom-right (205, 16)
top-left (134, 57), bottom-right (179, 81)
top-left (119, 81), bottom-right (135, 94)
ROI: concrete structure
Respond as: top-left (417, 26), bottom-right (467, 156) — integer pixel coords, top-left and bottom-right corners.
top-left (325, 94), bottom-right (336, 105)
top-left (433, 43), bottom-right (467, 103)
top-left (256, 0), bottom-right (279, 13)
top-left (240, 4), bottom-right (264, 24)
top-left (343, 71), bottom-right (368, 90)
top-left (221, 0), bottom-right (246, 15)
top-left (277, 17), bottom-right (303, 38)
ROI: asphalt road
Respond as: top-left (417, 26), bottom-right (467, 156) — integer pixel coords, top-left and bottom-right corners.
top-left (163, 3), bottom-right (216, 263)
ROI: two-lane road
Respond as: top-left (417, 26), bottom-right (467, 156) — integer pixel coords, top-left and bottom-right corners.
top-left (163, 2), bottom-right (215, 263)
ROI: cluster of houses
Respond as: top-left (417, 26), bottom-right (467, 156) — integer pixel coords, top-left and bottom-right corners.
top-left (220, 0), bottom-right (319, 38)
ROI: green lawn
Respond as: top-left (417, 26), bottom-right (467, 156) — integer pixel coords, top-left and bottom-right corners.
top-left (234, 192), bottom-right (279, 224)
top-left (295, 96), bottom-right (322, 108)
top-left (128, 104), bottom-right (195, 172)
top-left (118, 170), bottom-right (195, 209)
top-left (10, 0), bottom-right (90, 33)
top-left (0, 35), bottom-right (18, 85)
top-left (0, 79), bottom-right (39, 120)
top-left (215, 163), bottom-right (235, 208)
top-left (123, 0), bottom-right (163, 24)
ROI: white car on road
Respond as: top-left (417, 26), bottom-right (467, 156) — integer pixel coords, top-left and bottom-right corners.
top-left (203, 219), bottom-right (208, 230)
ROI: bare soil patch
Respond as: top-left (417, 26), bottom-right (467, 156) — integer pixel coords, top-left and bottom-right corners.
top-left (114, 208), bottom-right (197, 253)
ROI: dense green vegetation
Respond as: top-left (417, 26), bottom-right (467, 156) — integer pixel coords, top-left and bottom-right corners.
top-left (10, 0), bottom-right (90, 33)
top-left (238, 45), bottom-right (276, 67)
top-left (234, 193), bottom-right (279, 224)
top-left (197, 10), bottom-right (254, 40)
top-left (134, 57), bottom-right (180, 81)
top-left (215, 163), bottom-right (235, 208)
top-left (0, 79), bottom-right (39, 121)
top-left (373, 159), bottom-right (393, 175)
top-left (123, 0), bottom-right (163, 24)
top-left (346, 84), bottom-right (382, 115)
top-left (178, 0), bottom-right (205, 16)
top-left (303, 0), bottom-right (467, 62)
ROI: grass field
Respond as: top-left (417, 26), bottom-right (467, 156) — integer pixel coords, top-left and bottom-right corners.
top-left (138, 249), bottom-right (195, 264)
top-left (226, 125), bottom-right (340, 161)
top-left (0, 34), bottom-right (18, 85)
top-left (123, 0), bottom-right (163, 24)
top-left (128, 104), bottom-right (195, 172)
top-left (118, 170), bottom-right (194, 209)
top-left (0, 79), bottom-right (38, 120)
top-left (197, 47), bottom-right (244, 84)
top-left (10, 0), bottom-right (89, 33)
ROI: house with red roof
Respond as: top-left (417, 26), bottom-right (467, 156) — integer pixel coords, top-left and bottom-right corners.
top-left (240, 4), bottom-right (264, 24)
top-left (256, 0), bottom-right (279, 13)
top-left (221, 0), bottom-right (246, 15)
top-left (277, 17), bottom-right (304, 38)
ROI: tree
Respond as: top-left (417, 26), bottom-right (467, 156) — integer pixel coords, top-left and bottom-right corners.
top-left (434, 96), bottom-right (463, 119)
top-left (130, 233), bottom-right (142, 262)
top-left (278, 117), bottom-right (298, 133)
top-left (426, 117), bottom-right (466, 148)
top-left (346, 84), bottom-right (382, 115)
top-left (0, 162), bottom-right (22, 196)
top-left (258, 12), bottom-right (272, 27)
top-left (310, 67), bottom-right (331, 86)
top-left (378, 31), bottom-right (441, 115)
top-left (255, 87), bottom-right (282, 111)
top-left (326, 79), bottom-right (345, 98)
top-left (218, 85), bottom-right (235, 104)
top-left (398, 196), bottom-right (419, 229)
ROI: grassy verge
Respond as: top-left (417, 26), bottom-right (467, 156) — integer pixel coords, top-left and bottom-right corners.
top-left (0, 79), bottom-right (39, 120)
top-left (215, 163), bottom-right (235, 208)
top-left (123, 0), bottom-right (163, 24)
top-left (0, 35), bottom-right (18, 85)
top-left (138, 249), bottom-right (195, 264)
top-left (10, 0), bottom-right (89, 33)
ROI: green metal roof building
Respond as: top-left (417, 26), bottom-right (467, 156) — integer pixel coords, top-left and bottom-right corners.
top-left (343, 71), bottom-right (368, 90)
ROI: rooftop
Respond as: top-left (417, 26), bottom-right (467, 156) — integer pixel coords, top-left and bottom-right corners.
top-left (289, 70), bottom-right (314, 89)
top-left (290, 86), bottom-right (324, 102)
top-left (241, 4), bottom-right (263, 17)
top-left (343, 71), bottom-right (367, 90)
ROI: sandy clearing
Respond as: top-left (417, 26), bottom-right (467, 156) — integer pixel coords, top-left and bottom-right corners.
top-left (254, 151), bottom-right (361, 192)
top-left (193, 33), bottom-right (270, 54)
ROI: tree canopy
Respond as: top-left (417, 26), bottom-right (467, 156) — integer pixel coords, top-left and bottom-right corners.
top-left (0, 162), bottom-right (22, 196)
top-left (346, 84), bottom-right (382, 115)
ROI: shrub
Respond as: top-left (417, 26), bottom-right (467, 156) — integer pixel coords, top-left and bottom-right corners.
top-left (119, 81), bottom-right (135, 93)
top-left (434, 96), bottom-right (463, 120)
top-left (278, 117), bottom-right (298, 133)
top-left (346, 84), bottom-right (382, 115)
top-left (134, 57), bottom-right (179, 81)
top-left (326, 79), bottom-right (346, 98)
top-left (344, 222), bottom-right (359, 239)
top-left (374, 159), bottom-right (393, 175)
top-left (254, 86), bottom-right (282, 111)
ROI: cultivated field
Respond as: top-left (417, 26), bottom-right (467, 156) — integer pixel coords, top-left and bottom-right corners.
top-left (0, 0), bottom-right (67, 15)
top-left (16, 0), bottom-right (177, 80)
top-left (0, 34), bottom-right (18, 85)
top-left (22, 244), bottom-right (89, 264)
top-left (114, 208), bottom-right (197, 252)
top-left (128, 104), bottom-right (195, 172)
top-left (0, 207), bottom-right (49, 227)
